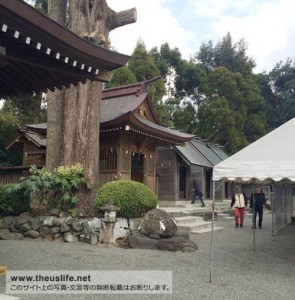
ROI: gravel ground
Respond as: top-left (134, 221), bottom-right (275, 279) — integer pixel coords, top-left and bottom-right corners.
top-left (0, 213), bottom-right (295, 300)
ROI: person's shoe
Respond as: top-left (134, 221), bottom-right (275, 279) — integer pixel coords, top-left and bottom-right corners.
top-left (259, 226), bottom-right (262, 229)
top-left (202, 204), bottom-right (205, 207)
top-left (240, 224), bottom-right (243, 228)
top-left (191, 202), bottom-right (194, 204)
top-left (235, 224), bottom-right (239, 228)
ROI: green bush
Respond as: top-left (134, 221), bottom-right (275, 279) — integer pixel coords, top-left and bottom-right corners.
top-left (0, 184), bottom-right (30, 216)
top-left (11, 164), bottom-right (93, 211)
top-left (94, 180), bottom-right (158, 218)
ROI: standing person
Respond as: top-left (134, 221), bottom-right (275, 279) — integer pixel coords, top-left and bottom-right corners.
top-left (250, 187), bottom-right (266, 229)
top-left (191, 182), bottom-right (205, 207)
top-left (231, 186), bottom-right (247, 228)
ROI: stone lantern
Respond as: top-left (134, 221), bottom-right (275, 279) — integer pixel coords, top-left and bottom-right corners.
top-left (100, 199), bottom-right (120, 245)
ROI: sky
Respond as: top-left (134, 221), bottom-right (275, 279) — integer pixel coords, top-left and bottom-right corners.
top-left (107, 0), bottom-right (295, 73)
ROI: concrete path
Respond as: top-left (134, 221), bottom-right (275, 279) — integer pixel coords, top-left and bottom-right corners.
top-left (0, 213), bottom-right (295, 300)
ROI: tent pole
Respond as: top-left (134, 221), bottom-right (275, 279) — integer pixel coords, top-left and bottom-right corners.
top-left (271, 188), bottom-right (275, 236)
top-left (252, 185), bottom-right (256, 252)
top-left (209, 180), bottom-right (216, 283)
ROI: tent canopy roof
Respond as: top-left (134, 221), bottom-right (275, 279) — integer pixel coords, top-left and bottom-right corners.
top-left (213, 118), bottom-right (295, 182)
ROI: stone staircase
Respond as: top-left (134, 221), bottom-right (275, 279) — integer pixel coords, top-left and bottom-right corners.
top-left (174, 215), bottom-right (223, 234)
top-left (159, 200), bottom-right (273, 234)
top-left (158, 200), bottom-right (229, 234)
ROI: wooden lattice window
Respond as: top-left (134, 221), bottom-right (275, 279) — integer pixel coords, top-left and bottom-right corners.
top-left (99, 148), bottom-right (117, 171)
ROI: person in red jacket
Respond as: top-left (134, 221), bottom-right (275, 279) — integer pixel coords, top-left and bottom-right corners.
top-left (231, 186), bottom-right (248, 228)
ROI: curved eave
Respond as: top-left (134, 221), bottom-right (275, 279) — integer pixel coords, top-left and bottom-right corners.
top-left (100, 112), bottom-right (194, 145)
top-left (0, 0), bottom-right (131, 97)
top-left (0, 0), bottom-right (130, 70)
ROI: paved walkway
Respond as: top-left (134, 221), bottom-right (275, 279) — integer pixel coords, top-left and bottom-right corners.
top-left (1, 213), bottom-right (295, 300)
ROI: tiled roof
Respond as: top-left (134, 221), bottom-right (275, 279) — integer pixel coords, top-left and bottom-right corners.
top-left (134, 115), bottom-right (194, 140)
top-left (0, 0), bottom-right (130, 98)
top-left (175, 139), bottom-right (228, 167)
top-left (100, 93), bottom-right (147, 123)
top-left (25, 131), bottom-right (46, 147)
top-left (9, 78), bottom-right (194, 146)
top-left (175, 143), bottom-right (212, 167)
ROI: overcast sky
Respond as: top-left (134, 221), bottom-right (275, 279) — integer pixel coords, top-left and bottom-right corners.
top-left (107, 0), bottom-right (295, 73)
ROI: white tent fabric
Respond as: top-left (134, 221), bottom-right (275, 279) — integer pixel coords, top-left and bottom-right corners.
top-left (213, 117), bottom-right (295, 182)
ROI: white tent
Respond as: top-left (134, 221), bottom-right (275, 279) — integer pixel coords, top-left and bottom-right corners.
top-left (213, 117), bottom-right (295, 182)
top-left (209, 118), bottom-right (295, 283)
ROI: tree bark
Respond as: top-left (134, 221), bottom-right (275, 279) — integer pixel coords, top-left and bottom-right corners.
top-left (46, 0), bottom-right (136, 216)
top-left (46, 0), bottom-right (67, 171)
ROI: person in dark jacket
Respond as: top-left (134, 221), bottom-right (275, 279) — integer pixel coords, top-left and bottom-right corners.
top-left (191, 182), bottom-right (205, 207)
top-left (250, 187), bottom-right (266, 229)
top-left (231, 186), bottom-right (248, 228)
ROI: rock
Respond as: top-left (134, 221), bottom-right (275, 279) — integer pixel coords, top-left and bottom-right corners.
top-left (53, 233), bottom-right (62, 240)
top-left (66, 218), bottom-right (76, 226)
top-left (0, 232), bottom-right (24, 240)
top-left (24, 230), bottom-right (40, 239)
top-left (83, 218), bottom-right (102, 233)
top-left (59, 211), bottom-right (71, 218)
top-left (79, 233), bottom-right (98, 245)
top-left (20, 222), bottom-right (32, 232)
top-left (129, 232), bottom-right (159, 249)
top-left (10, 220), bottom-right (18, 233)
top-left (157, 236), bottom-right (198, 252)
top-left (182, 247), bottom-right (197, 252)
top-left (1, 216), bottom-right (16, 229)
top-left (42, 216), bottom-right (56, 227)
top-left (30, 217), bottom-right (42, 231)
top-left (139, 208), bottom-right (177, 238)
top-left (158, 238), bottom-right (178, 251)
top-left (178, 239), bottom-right (199, 251)
top-left (39, 226), bottom-right (50, 238)
top-left (149, 233), bottom-right (161, 239)
top-left (50, 227), bottom-right (60, 234)
top-left (47, 208), bottom-right (60, 217)
top-left (60, 223), bottom-right (71, 233)
top-left (83, 221), bottom-right (96, 234)
top-left (129, 218), bottom-right (142, 230)
top-left (0, 228), bottom-right (10, 236)
top-left (16, 212), bottom-right (33, 227)
top-left (71, 220), bottom-right (83, 232)
top-left (53, 218), bottom-right (65, 227)
top-left (113, 218), bottom-right (129, 239)
top-left (64, 233), bottom-right (79, 243)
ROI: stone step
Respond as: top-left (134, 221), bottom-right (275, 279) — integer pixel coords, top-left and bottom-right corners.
top-left (174, 216), bottom-right (204, 225)
top-left (223, 216), bottom-right (235, 221)
top-left (176, 220), bottom-right (212, 232)
top-left (191, 226), bottom-right (224, 234)
top-left (217, 213), bottom-right (232, 220)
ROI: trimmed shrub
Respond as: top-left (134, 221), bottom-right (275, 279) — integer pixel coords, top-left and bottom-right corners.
top-left (0, 184), bottom-right (30, 216)
top-left (94, 180), bottom-right (158, 218)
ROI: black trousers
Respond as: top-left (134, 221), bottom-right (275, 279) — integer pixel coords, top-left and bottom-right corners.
top-left (254, 206), bottom-right (263, 228)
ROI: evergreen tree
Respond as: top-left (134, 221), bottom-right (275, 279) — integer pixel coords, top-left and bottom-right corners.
top-left (263, 59), bottom-right (295, 130)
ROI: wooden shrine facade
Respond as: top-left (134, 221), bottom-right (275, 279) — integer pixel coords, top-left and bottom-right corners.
top-left (4, 80), bottom-right (194, 193)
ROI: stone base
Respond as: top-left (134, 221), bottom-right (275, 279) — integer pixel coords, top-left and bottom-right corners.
top-left (129, 230), bottom-right (198, 252)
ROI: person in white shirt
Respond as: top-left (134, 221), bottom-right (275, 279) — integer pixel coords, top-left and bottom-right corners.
top-left (231, 186), bottom-right (248, 228)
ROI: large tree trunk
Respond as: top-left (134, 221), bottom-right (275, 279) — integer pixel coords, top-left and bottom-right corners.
top-left (46, 0), bottom-right (136, 216)
top-left (46, 0), bottom-right (67, 171)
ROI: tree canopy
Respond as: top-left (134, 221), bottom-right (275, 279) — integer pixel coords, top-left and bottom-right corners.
top-left (3, 3), bottom-right (295, 157)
